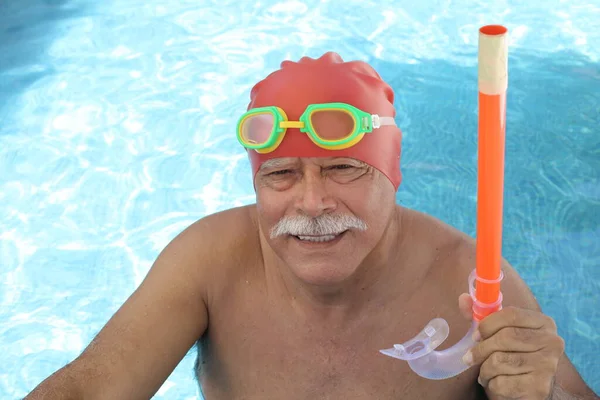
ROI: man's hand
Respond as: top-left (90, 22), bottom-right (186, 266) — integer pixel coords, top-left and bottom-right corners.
top-left (459, 294), bottom-right (566, 400)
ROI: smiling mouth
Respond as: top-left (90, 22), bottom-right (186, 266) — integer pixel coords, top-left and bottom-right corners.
top-left (292, 231), bottom-right (347, 243)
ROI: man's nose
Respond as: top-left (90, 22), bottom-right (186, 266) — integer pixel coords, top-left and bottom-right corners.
top-left (295, 168), bottom-right (336, 218)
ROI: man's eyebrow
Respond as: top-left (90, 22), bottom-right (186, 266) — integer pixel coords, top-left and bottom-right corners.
top-left (328, 158), bottom-right (367, 166)
top-left (259, 158), bottom-right (297, 171)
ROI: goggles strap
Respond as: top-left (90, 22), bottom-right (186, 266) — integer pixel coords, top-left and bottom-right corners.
top-left (372, 115), bottom-right (397, 128)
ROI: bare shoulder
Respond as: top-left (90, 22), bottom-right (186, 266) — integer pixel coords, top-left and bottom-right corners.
top-left (187, 204), bottom-right (261, 275)
top-left (399, 206), bottom-right (472, 261)
top-left (185, 204), bottom-right (259, 255)
top-left (407, 208), bottom-right (540, 311)
top-left (145, 204), bottom-right (258, 288)
top-left (399, 206), bottom-right (478, 311)
top-left (401, 207), bottom-right (530, 300)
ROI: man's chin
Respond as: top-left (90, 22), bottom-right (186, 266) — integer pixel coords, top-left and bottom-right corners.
top-left (284, 258), bottom-right (360, 287)
top-left (269, 233), bottom-right (363, 285)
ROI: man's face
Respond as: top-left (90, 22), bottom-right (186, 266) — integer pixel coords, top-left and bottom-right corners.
top-left (255, 156), bottom-right (396, 286)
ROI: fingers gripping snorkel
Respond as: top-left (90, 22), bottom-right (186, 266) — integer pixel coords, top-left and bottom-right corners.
top-left (379, 25), bottom-right (509, 380)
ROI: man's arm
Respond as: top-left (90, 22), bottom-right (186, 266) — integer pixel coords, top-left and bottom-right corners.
top-left (25, 218), bottom-right (213, 400)
top-left (499, 263), bottom-right (598, 400)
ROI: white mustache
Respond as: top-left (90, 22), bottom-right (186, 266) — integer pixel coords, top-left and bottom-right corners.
top-left (270, 214), bottom-right (368, 238)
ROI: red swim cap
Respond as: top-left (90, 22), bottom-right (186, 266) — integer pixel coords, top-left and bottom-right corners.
top-left (246, 52), bottom-right (402, 190)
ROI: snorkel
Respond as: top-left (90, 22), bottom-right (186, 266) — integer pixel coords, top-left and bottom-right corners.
top-left (379, 25), bottom-right (509, 380)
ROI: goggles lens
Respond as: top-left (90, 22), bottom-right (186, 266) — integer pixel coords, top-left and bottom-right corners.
top-left (240, 112), bottom-right (275, 145)
top-left (309, 109), bottom-right (356, 141)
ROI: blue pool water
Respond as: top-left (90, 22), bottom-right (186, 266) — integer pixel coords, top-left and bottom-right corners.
top-left (1, 0), bottom-right (598, 398)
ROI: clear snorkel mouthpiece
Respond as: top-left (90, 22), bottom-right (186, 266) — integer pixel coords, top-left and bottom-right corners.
top-left (379, 270), bottom-right (502, 380)
top-left (379, 319), bottom-right (477, 380)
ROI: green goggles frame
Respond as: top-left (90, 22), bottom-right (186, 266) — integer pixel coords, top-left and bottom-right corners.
top-left (236, 102), bottom-right (397, 154)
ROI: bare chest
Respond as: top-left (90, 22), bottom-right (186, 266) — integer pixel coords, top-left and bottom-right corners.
top-left (197, 290), bottom-right (483, 400)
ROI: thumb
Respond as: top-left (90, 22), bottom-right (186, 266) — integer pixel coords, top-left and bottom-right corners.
top-left (458, 293), bottom-right (473, 320)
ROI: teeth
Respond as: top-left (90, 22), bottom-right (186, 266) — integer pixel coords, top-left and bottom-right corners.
top-left (297, 234), bottom-right (338, 242)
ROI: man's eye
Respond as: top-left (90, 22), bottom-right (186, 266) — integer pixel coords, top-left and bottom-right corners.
top-left (269, 169), bottom-right (292, 176)
top-left (329, 164), bottom-right (355, 170)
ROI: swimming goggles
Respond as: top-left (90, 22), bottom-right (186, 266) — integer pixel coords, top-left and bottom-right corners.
top-left (236, 102), bottom-right (397, 154)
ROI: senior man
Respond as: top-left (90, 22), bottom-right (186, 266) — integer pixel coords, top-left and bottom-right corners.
top-left (26, 52), bottom-right (598, 400)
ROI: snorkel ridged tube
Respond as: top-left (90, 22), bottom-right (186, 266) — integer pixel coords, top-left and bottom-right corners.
top-left (379, 25), bottom-right (508, 380)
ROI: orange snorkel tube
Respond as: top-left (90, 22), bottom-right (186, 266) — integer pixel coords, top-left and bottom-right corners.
top-left (473, 25), bottom-right (508, 321)
top-left (380, 25), bottom-right (508, 379)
